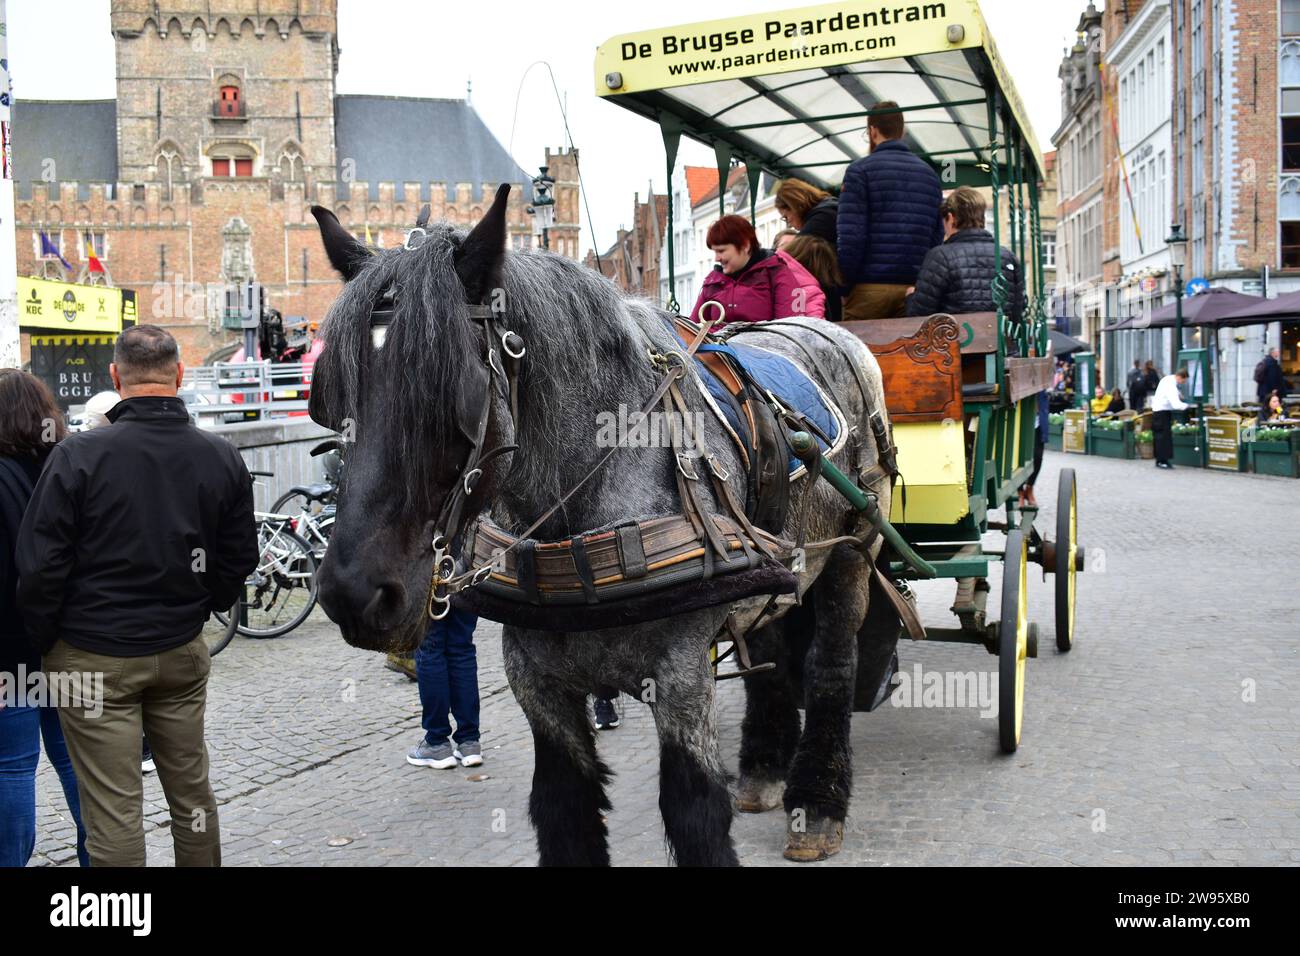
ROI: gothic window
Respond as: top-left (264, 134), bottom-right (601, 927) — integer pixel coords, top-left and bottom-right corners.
top-left (277, 144), bottom-right (304, 182)
top-left (1285, 43), bottom-right (1300, 93)
top-left (155, 143), bottom-right (184, 200)
top-left (1280, 177), bottom-right (1300, 223)
top-left (218, 84), bottom-right (243, 117)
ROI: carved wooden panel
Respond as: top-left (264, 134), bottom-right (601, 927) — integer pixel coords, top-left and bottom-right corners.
top-left (841, 312), bottom-right (998, 355)
top-left (854, 313), bottom-right (963, 423)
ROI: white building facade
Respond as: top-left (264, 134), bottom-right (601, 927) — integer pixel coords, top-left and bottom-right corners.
top-left (1106, 0), bottom-right (1175, 378)
top-left (658, 165), bottom-right (696, 312)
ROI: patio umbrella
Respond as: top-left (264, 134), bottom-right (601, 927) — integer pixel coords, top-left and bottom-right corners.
top-left (1141, 287), bottom-right (1266, 328)
top-left (1214, 288), bottom-right (1300, 327)
top-left (1049, 329), bottom-right (1090, 356)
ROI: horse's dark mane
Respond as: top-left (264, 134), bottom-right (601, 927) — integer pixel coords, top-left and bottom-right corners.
top-left (314, 224), bottom-right (662, 513)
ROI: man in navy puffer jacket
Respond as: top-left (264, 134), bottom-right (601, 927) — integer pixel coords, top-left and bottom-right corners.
top-left (838, 100), bottom-right (944, 320)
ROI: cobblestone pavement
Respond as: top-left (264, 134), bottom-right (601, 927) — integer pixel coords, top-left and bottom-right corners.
top-left (32, 453), bottom-right (1300, 866)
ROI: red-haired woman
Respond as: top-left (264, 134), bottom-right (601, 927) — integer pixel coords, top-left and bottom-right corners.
top-left (689, 214), bottom-right (823, 329)
top-left (0, 370), bottom-right (87, 867)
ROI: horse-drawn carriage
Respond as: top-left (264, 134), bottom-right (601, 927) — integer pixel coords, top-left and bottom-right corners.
top-left (595, 0), bottom-right (1084, 753)
top-left (306, 0), bottom-right (1087, 866)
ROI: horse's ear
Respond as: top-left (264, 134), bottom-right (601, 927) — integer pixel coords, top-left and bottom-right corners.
top-left (311, 206), bottom-right (372, 281)
top-left (455, 183), bottom-right (510, 303)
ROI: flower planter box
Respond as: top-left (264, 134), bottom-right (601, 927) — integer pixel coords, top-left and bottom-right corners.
top-left (1136, 440), bottom-right (1154, 460)
top-left (1171, 431), bottom-right (1203, 467)
top-left (1087, 426), bottom-right (1135, 459)
top-left (1047, 421), bottom-right (1063, 452)
top-left (1246, 440), bottom-right (1300, 477)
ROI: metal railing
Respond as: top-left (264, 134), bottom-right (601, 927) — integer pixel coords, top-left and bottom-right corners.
top-left (182, 361), bottom-right (314, 424)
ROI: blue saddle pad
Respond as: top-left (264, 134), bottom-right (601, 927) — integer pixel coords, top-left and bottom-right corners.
top-left (695, 342), bottom-right (839, 472)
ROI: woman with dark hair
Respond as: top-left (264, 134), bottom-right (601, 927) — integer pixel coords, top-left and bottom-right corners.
top-left (0, 369), bottom-right (88, 867)
top-left (774, 178), bottom-right (839, 246)
top-left (785, 233), bottom-right (845, 322)
top-left (1107, 388), bottom-right (1126, 414)
top-left (690, 214), bottom-right (817, 328)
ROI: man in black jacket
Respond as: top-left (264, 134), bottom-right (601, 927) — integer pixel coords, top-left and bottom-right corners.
top-left (1257, 347), bottom-right (1288, 403)
top-left (17, 325), bottom-right (257, 866)
top-left (906, 186), bottom-right (1026, 321)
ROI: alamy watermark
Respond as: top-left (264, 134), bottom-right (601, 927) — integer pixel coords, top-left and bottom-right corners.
top-left (0, 666), bottom-right (104, 719)
top-left (890, 663), bottom-right (997, 719)
top-left (594, 404), bottom-right (707, 450)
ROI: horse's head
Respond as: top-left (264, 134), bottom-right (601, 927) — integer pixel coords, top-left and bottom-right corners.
top-left (307, 184), bottom-right (511, 653)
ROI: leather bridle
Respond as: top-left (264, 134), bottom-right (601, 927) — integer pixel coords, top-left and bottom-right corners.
top-left (361, 218), bottom-right (526, 620)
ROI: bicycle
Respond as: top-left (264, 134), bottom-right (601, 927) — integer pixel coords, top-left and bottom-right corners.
top-left (270, 439), bottom-right (341, 560)
top-left (211, 504), bottom-right (319, 640)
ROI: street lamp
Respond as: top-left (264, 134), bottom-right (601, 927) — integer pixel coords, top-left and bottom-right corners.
top-left (527, 166), bottom-right (556, 251)
top-left (1165, 223), bottom-right (1187, 371)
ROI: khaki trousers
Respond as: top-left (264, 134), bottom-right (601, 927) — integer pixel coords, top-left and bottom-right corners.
top-left (843, 283), bottom-right (911, 321)
top-left (44, 635), bottom-right (220, 867)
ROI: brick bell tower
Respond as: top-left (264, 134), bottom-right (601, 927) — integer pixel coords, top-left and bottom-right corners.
top-left (109, 1), bottom-right (339, 195)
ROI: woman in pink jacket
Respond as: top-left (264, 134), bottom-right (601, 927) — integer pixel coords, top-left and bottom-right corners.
top-left (689, 215), bottom-right (825, 329)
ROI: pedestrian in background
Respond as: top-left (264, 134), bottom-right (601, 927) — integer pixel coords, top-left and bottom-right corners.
top-left (1151, 367), bottom-right (1190, 470)
top-left (1090, 385), bottom-right (1110, 415)
top-left (17, 325), bottom-right (258, 866)
top-left (1256, 347), bottom-right (1287, 404)
top-left (1126, 360), bottom-right (1146, 412)
top-left (592, 687), bottom-right (621, 731)
top-left (407, 608), bottom-right (484, 769)
top-left (0, 370), bottom-right (88, 868)
top-left (1258, 391), bottom-right (1285, 424)
top-left (1142, 360), bottom-right (1161, 406)
top-left (837, 100), bottom-right (943, 320)
top-left (1018, 389), bottom-right (1050, 509)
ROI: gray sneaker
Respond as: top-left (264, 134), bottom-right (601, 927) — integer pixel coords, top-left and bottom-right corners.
top-left (455, 740), bottom-right (483, 767)
top-left (407, 738), bottom-right (458, 769)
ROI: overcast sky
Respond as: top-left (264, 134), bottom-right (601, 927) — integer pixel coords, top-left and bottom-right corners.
top-left (11, 0), bottom-right (1089, 255)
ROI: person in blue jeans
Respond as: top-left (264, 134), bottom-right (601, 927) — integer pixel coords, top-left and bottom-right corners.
top-left (0, 369), bottom-right (88, 867)
top-left (406, 607), bottom-right (482, 769)
top-left (0, 705), bottom-right (89, 867)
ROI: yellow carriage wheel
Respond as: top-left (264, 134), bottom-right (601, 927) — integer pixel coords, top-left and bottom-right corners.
top-left (999, 529), bottom-right (1029, 754)
top-left (1054, 468), bottom-right (1078, 652)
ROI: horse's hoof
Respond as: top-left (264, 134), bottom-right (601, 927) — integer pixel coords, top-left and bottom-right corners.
top-left (783, 816), bottom-right (844, 862)
top-left (734, 776), bottom-right (783, 813)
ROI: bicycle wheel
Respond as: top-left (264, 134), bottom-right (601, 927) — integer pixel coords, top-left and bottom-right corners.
top-left (213, 525), bottom-right (318, 638)
top-left (205, 599), bottom-right (241, 657)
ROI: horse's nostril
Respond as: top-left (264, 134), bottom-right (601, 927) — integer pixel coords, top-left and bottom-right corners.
top-left (361, 581), bottom-right (408, 630)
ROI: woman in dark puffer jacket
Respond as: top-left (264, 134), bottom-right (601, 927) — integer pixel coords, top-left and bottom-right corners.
top-left (907, 186), bottom-right (1026, 321)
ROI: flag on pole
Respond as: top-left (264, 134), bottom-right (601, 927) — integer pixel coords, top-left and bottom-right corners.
top-left (85, 233), bottom-right (105, 273)
top-left (40, 231), bottom-right (72, 270)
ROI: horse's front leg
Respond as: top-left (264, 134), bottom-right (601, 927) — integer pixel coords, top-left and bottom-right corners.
top-left (650, 635), bottom-right (740, 867)
top-left (503, 630), bottom-right (612, 866)
top-left (783, 543), bottom-right (870, 862)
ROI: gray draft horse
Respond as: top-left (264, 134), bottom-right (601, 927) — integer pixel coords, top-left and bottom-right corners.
top-left (307, 184), bottom-right (899, 865)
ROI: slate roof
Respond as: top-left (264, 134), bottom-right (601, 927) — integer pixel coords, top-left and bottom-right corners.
top-left (11, 100), bottom-right (119, 200)
top-left (334, 95), bottom-right (532, 202)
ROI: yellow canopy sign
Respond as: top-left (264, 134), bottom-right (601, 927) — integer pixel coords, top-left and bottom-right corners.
top-left (18, 277), bottom-right (125, 334)
top-left (597, 1), bottom-right (979, 95)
